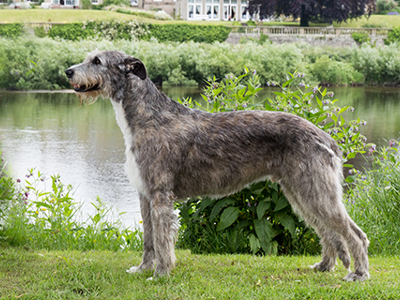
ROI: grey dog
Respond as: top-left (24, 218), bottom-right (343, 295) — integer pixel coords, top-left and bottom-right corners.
top-left (65, 50), bottom-right (369, 281)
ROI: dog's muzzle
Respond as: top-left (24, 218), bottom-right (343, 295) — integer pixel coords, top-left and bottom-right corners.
top-left (65, 68), bottom-right (100, 93)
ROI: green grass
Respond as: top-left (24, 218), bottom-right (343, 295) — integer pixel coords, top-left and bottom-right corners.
top-left (333, 15), bottom-right (400, 28)
top-left (2, 9), bottom-right (400, 28)
top-left (0, 247), bottom-right (399, 299)
top-left (0, 9), bottom-right (226, 25)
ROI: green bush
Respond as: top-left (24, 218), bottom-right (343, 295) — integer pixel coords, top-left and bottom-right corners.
top-left (351, 43), bottom-right (400, 83)
top-left (308, 55), bottom-right (365, 86)
top-left (0, 151), bottom-right (15, 227)
top-left (2, 37), bottom-right (400, 89)
top-left (351, 32), bottom-right (371, 45)
top-left (176, 70), bottom-right (371, 255)
top-left (0, 23), bottom-right (24, 38)
top-left (81, 0), bottom-right (92, 9)
top-left (48, 21), bottom-right (149, 41)
top-left (346, 143), bottom-right (400, 255)
top-left (47, 22), bottom-right (231, 43)
top-left (34, 26), bottom-right (47, 38)
top-left (375, 0), bottom-right (397, 14)
top-left (145, 24), bottom-right (232, 43)
top-left (2, 169), bottom-right (143, 251)
top-left (384, 25), bottom-right (400, 45)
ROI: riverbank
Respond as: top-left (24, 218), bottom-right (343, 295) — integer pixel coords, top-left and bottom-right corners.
top-left (0, 247), bottom-right (399, 299)
top-left (1, 37), bottom-right (400, 89)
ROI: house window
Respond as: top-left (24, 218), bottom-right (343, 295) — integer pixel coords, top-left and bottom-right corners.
top-left (52, 0), bottom-right (75, 5)
top-left (131, 0), bottom-right (138, 5)
top-left (206, 0), bottom-right (220, 20)
top-left (188, 0), bottom-right (202, 19)
top-left (223, 0), bottom-right (237, 21)
top-left (241, 0), bottom-right (249, 20)
top-left (92, 0), bottom-right (99, 4)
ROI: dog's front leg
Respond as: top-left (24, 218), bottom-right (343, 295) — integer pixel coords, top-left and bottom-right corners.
top-left (127, 193), bottom-right (155, 274)
top-left (150, 191), bottom-right (178, 278)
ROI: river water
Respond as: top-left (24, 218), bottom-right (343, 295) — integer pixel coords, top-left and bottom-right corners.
top-left (1, 87), bottom-right (400, 228)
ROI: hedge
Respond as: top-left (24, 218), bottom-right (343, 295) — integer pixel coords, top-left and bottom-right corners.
top-left (47, 21), bottom-right (232, 43)
top-left (0, 23), bottom-right (24, 38)
top-left (144, 24), bottom-right (232, 43)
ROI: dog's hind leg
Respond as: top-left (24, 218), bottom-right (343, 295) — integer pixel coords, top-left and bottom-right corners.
top-left (150, 191), bottom-right (179, 278)
top-left (281, 177), bottom-right (368, 281)
top-left (310, 227), bottom-right (351, 272)
top-left (127, 193), bottom-right (155, 274)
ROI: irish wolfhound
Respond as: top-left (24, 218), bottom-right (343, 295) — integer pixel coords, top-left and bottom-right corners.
top-left (65, 50), bottom-right (369, 281)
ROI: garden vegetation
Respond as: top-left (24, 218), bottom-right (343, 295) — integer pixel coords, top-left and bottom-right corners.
top-left (1, 36), bottom-right (400, 89)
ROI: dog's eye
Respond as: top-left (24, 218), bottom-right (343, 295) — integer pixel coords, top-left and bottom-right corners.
top-left (93, 57), bottom-right (101, 65)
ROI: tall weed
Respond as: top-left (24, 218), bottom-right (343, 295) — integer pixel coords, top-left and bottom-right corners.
top-left (2, 168), bottom-right (143, 251)
top-left (346, 143), bottom-right (400, 255)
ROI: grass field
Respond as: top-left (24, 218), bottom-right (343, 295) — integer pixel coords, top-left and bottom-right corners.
top-left (0, 247), bottom-right (399, 299)
top-left (1, 8), bottom-right (400, 28)
top-left (333, 14), bottom-right (400, 28)
top-left (0, 9), bottom-right (225, 25)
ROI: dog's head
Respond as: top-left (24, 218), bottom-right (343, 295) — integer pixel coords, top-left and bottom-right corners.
top-left (65, 50), bottom-right (147, 103)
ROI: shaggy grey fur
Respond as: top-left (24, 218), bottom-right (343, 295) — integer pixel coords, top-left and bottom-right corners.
top-left (65, 50), bottom-right (369, 281)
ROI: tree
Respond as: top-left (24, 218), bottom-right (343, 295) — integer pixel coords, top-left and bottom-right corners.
top-left (248, 0), bottom-right (376, 27)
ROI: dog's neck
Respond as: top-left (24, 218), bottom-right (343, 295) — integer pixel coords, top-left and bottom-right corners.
top-left (114, 77), bottom-right (194, 129)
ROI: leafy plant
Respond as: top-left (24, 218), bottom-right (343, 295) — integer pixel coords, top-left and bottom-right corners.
top-left (176, 69), bottom-right (371, 256)
top-left (0, 151), bottom-right (15, 227)
top-left (3, 169), bottom-right (143, 251)
top-left (376, 0), bottom-right (398, 14)
top-left (351, 32), bottom-right (371, 45)
top-left (0, 23), bottom-right (24, 38)
top-left (308, 55), bottom-right (365, 86)
top-left (34, 26), bottom-right (47, 38)
top-left (346, 141), bottom-right (400, 255)
top-left (384, 25), bottom-right (400, 45)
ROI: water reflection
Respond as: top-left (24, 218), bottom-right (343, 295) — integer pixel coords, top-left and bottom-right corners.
top-left (0, 87), bottom-right (400, 228)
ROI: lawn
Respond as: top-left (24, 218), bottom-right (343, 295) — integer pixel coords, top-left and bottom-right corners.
top-left (333, 15), bottom-right (400, 28)
top-left (0, 247), bottom-right (399, 299)
top-left (0, 8), bottom-right (225, 25)
top-left (1, 8), bottom-right (400, 28)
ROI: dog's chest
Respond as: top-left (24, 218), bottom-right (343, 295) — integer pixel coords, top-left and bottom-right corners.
top-left (111, 101), bottom-right (145, 193)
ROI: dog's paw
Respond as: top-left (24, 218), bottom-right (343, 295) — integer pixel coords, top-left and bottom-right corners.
top-left (310, 262), bottom-right (335, 272)
top-left (343, 272), bottom-right (370, 282)
top-left (126, 266), bottom-right (142, 274)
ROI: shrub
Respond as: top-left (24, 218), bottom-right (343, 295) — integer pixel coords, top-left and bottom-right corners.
top-left (2, 169), bottom-right (143, 251)
top-left (145, 24), bottom-right (232, 43)
top-left (351, 43), bottom-right (400, 83)
top-left (0, 151), bottom-right (15, 227)
top-left (0, 23), bottom-right (24, 38)
top-left (103, 0), bottom-right (130, 6)
top-left (176, 70), bottom-right (371, 255)
top-left (116, 8), bottom-right (173, 20)
top-left (308, 55), bottom-right (365, 86)
top-left (34, 26), bottom-right (47, 38)
top-left (351, 32), bottom-right (371, 45)
top-left (346, 142), bottom-right (400, 255)
top-left (384, 25), bottom-right (400, 45)
top-left (81, 0), bottom-right (92, 9)
top-left (48, 21), bottom-right (149, 41)
top-left (375, 0), bottom-right (397, 14)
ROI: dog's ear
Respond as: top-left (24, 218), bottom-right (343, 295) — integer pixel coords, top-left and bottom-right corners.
top-left (119, 57), bottom-right (147, 80)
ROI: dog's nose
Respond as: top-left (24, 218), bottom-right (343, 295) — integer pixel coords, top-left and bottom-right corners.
top-left (65, 69), bottom-right (74, 78)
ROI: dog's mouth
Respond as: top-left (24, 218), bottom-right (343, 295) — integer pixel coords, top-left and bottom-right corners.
top-left (73, 83), bottom-right (100, 93)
